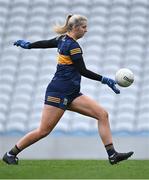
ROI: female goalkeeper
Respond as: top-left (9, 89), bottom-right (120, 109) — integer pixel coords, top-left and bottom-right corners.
top-left (3, 14), bottom-right (133, 165)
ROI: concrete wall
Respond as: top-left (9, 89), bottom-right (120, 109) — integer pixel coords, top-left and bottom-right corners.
top-left (0, 135), bottom-right (149, 160)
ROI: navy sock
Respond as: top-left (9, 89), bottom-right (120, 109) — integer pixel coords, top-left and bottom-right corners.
top-left (8, 145), bottom-right (21, 156)
top-left (105, 143), bottom-right (116, 157)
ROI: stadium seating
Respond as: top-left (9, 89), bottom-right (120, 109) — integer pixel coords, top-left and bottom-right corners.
top-left (0, 0), bottom-right (149, 135)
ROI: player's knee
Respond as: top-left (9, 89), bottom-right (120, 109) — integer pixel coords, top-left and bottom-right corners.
top-left (103, 110), bottom-right (109, 120)
top-left (97, 109), bottom-right (109, 121)
top-left (38, 129), bottom-right (50, 138)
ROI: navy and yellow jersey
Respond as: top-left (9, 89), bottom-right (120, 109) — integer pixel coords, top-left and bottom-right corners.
top-left (29, 35), bottom-right (102, 95)
top-left (30, 35), bottom-right (84, 95)
top-left (49, 35), bottom-right (83, 94)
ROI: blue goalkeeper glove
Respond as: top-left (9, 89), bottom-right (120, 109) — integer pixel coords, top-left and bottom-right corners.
top-left (14, 40), bottom-right (31, 49)
top-left (101, 76), bottom-right (120, 94)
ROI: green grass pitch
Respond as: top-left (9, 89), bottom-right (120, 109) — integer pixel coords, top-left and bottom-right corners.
top-left (0, 160), bottom-right (149, 179)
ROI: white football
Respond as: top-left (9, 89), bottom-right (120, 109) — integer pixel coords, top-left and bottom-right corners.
top-left (115, 68), bottom-right (134, 87)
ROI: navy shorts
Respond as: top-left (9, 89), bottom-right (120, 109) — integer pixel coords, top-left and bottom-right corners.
top-left (44, 91), bottom-right (83, 110)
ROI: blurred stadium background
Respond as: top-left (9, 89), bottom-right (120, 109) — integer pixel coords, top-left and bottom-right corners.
top-left (0, 0), bottom-right (149, 160)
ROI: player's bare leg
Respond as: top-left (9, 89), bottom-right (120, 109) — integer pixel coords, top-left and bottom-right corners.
top-left (16, 105), bottom-right (64, 149)
top-left (3, 105), bottom-right (65, 164)
top-left (68, 95), bottom-right (133, 165)
top-left (68, 95), bottom-right (113, 145)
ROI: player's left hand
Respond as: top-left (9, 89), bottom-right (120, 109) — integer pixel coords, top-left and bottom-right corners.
top-left (101, 76), bottom-right (120, 94)
top-left (14, 40), bottom-right (30, 49)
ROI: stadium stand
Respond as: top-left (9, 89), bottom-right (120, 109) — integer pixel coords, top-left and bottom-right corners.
top-left (0, 0), bottom-right (149, 136)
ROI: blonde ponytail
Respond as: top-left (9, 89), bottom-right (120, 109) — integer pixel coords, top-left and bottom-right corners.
top-left (53, 14), bottom-right (87, 35)
top-left (53, 14), bottom-right (72, 35)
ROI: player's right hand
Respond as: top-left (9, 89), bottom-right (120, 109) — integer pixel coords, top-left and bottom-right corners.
top-left (14, 40), bottom-right (31, 49)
